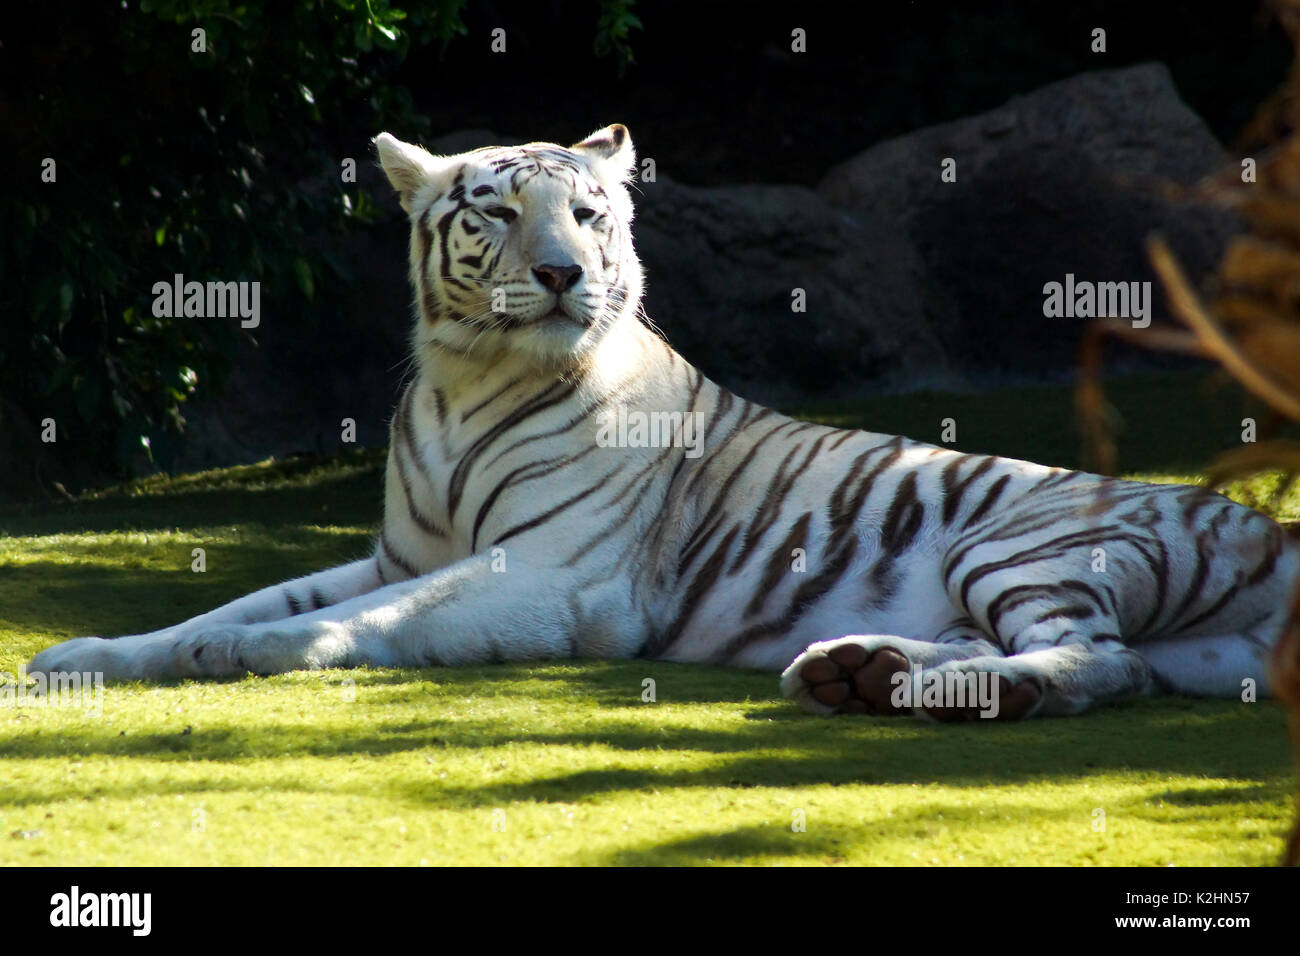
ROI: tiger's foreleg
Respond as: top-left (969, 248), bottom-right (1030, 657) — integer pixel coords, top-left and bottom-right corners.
top-left (162, 553), bottom-right (610, 678)
top-left (27, 556), bottom-right (388, 681)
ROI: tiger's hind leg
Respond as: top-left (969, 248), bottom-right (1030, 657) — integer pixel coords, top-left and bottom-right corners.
top-left (921, 552), bottom-right (1159, 718)
top-left (780, 604), bottom-right (1158, 719)
top-left (782, 633), bottom-right (1154, 721)
top-left (915, 639), bottom-right (1155, 721)
top-left (1131, 634), bottom-right (1273, 698)
top-left (780, 626), bottom-right (1003, 717)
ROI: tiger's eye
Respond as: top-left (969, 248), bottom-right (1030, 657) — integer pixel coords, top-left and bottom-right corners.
top-left (573, 207), bottom-right (596, 223)
top-left (485, 206), bottom-right (517, 223)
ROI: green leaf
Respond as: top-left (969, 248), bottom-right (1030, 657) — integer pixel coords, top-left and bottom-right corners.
top-left (58, 282), bottom-right (75, 322)
top-left (293, 257), bottom-right (315, 301)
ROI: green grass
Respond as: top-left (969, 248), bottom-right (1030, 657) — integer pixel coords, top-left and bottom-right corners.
top-left (1, 371), bottom-right (1298, 866)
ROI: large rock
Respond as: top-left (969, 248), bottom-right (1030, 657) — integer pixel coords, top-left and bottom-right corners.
top-left (634, 177), bottom-right (950, 404)
top-left (818, 62), bottom-right (1235, 378)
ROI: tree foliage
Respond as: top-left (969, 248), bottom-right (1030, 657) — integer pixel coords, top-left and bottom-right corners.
top-left (0, 0), bottom-right (636, 497)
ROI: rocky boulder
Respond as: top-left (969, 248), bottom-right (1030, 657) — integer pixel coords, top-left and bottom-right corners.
top-left (818, 61), bottom-right (1236, 378)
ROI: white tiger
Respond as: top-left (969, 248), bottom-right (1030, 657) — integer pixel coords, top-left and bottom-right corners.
top-left (29, 124), bottom-right (1300, 721)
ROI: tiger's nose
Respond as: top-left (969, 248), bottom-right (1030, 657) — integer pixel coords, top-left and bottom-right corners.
top-left (532, 263), bottom-right (583, 293)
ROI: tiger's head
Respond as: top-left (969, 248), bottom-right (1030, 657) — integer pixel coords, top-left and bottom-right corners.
top-left (375, 125), bottom-right (643, 368)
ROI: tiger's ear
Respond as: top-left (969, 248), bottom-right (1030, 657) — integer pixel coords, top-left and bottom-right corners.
top-left (571, 124), bottom-right (635, 182)
top-left (374, 132), bottom-right (454, 213)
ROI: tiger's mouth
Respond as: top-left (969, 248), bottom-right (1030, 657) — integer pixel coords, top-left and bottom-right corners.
top-left (538, 306), bottom-right (590, 329)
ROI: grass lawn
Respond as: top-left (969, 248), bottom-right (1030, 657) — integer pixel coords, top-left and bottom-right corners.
top-left (2, 370), bottom-right (1298, 866)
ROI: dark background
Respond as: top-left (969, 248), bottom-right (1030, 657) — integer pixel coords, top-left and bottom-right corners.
top-left (0, 1), bottom-right (1290, 500)
top-left (410, 1), bottom-right (1289, 184)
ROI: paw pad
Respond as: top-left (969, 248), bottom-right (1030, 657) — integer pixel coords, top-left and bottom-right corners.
top-left (798, 646), bottom-right (912, 716)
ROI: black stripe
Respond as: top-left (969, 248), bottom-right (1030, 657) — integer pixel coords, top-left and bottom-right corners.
top-left (393, 388), bottom-right (449, 537)
top-left (879, 471), bottom-right (924, 556)
top-left (828, 437), bottom-right (906, 555)
top-left (1165, 529), bottom-right (1214, 628)
top-left (380, 532), bottom-right (419, 579)
top-left (679, 418), bottom-right (798, 569)
top-left (985, 579), bottom-right (1105, 636)
top-left (565, 447), bottom-right (678, 565)
top-left (447, 380), bottom-right (579, 519)
top-left (1131, 537), bottom-right (1170, 640)
top-left (649, 525), bottom-right (741, 658)
top-left (472, 446), bottom-right (599, 551)
top-left (1179, 487), bottom-right (1218, 527)
top-left (712, 534), bottom-right (860, 663)
top-left (415, 209), bottom-right (438, 323)
top-left (745, 512), bottom-right (813, 617)
top-left (462, 375), bottom-right (525, 423)
top-left (941, 456), bottom-right (997, 525)
top-left (827, 429), bottom-right (858, 452)
top-left (748, 430), bottom-right (829, 554)
top-left (492, 468), bottom-right (620, 547)
top-left (658, 370), bottom-right (708, 501)
top-left (962, 473), bottom-right (1012, 529)
top-left (729, 442), bottom-right (806, 573)
top-left (482, 395), bottom-right (614, 470)
top-left (1246, 524), bottom-right (1282, 586)
top-left (679, 511), bottom-right (728, 573)
top-left (827, 447), bottom-right (878, 522)
top-left (1173, 566), bottom-right (1243, 634)
top-left (1031, 604), bottom-right (1096, 625)
top-left (956, 526), bottom-right (1136, 611)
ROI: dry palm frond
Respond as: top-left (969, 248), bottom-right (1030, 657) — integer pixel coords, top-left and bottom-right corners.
top-left (1077, 0), bottom-right (1300, 865)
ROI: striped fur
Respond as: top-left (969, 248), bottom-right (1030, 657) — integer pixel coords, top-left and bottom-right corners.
top-left (30, 126), bottom-right (1300, 721)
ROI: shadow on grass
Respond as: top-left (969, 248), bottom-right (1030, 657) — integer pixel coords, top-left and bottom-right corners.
top-left (1153, 784), bottom-right (1281, 807)
top-left (597, 822), bottom-right (866, 864)
top-left (1, 663), bottom-right (1291, 815)
top-left (0, 457), bottom-right (384, 538)
top-left (592, 799), bottom-right (1109, 865)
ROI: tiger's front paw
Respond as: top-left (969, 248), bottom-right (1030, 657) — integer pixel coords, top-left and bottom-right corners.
top-left (172, 627), bottom-right (252, 678)
top-left (171, 620), bottom-right (352, 678)
top-left (30, 637), bottom-right (118, 680)
top-left (29, 633), bottom-right (175, 682)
